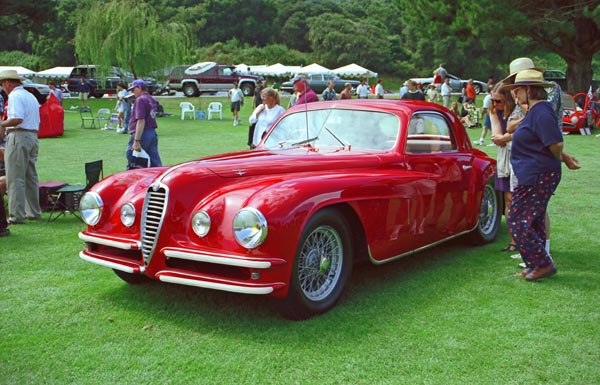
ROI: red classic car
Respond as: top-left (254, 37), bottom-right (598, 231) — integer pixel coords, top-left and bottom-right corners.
top-left (562, 92), bottom-right (599, 134)
top-left (78, 100), bottom-right (500, 319)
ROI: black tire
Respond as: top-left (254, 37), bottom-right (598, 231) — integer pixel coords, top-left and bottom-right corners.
top-left (473, 84), bottom-right (483, 95)
top-left (469, 177), bottom-right (501, 244)
top-left (240, 83), bottom-right (254, 96)
top-left (113, 269), bottom-right (151, 284)
top-left (183, 84), bottom-right (199, 97)
top-left (278, 208), bottom-right (353, 320)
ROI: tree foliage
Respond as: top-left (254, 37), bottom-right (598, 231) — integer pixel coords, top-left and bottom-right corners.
top-left (74, 0), bottom-right (192, 78)
top-left (2, 0), bottom-right (599, 91)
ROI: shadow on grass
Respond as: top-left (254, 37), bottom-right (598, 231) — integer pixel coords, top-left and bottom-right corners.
top-left (95, 236), bottom-right (498, 328)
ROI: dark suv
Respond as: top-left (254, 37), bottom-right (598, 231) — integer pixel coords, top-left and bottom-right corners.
top-left (67, 65), bottom-right (156, 98)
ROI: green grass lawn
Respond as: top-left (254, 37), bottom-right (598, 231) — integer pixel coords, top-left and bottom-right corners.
top-left (1, 95), bottom-right (599, 384)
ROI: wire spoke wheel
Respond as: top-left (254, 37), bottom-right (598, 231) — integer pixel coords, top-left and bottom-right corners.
top-left (278, 208), bottom-right (353, 319)
top-left (297, 225), bottom-right (343, 301)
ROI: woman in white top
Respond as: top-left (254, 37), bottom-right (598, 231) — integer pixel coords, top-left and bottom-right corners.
top-left (249, 87), bottom-right (286, 147)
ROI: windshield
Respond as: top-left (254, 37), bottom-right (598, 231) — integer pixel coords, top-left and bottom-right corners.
top-left (263, 108), bottom-right (400, 151)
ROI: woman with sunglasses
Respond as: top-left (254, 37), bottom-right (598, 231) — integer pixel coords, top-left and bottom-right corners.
top-left (489, 82), bottom-right (517, 253)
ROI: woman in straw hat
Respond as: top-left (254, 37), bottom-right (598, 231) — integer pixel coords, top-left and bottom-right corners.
top-left (500, 69), bottom-right (563, 281)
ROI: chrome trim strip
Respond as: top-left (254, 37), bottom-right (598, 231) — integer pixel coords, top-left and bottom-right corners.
top-left (163, 248), bottom-right (271, 269)
top-left (79, 232), bottom-right (141, 250)
top-left (79, 251), bottom-right (145, 274)
top-left (368, 229), bottom-right (472, 265)
top-left (158, 275), bottom-right (274, 295)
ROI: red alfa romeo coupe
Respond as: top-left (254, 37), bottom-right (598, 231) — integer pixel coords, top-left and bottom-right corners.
top-left (78, 100), bottom-right (500, 319)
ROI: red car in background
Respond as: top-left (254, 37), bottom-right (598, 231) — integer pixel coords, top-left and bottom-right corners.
top-left (562, 92), bottom-right (599, 134)
top-left (78, 100), bottom-right (500, 319)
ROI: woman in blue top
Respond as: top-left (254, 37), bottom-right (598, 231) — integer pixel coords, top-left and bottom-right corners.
top-left (501, 70), bottom-right (563, 281)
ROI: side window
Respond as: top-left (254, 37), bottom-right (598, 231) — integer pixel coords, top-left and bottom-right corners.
top-left (221, 68), bottom-right (233, 76)
top-left (405, 113), bottom-right (457, 154)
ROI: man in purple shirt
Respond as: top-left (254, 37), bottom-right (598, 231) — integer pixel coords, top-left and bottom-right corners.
top-left (126, 79), bottom-right (162, 169)
top-left (292, 76), bottom-right (318, 105)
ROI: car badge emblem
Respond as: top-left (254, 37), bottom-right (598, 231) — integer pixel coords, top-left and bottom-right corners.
top-left (233, 169), bottom-right (246, 176)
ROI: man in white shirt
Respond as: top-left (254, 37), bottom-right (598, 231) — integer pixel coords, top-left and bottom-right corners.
top-left (474, 91), bottom-right (492, 145)
top-left (0, 70), bottom-right (42, 224)
top-left (356, 80), bottom-right (369, 99)
top-left (228, 82), bottom-right (244, 126)
top-left (375, 79), bottom-right (384, 99)
top-left (440, 77), bottom-right (452, 108)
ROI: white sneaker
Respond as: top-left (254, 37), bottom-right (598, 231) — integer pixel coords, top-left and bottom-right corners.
top-left (510, 253), bottom-right (522, 260)
top-left (518, 262), bottom-right (526, 268)
top-left (473, 139), bottom-right (484, 145)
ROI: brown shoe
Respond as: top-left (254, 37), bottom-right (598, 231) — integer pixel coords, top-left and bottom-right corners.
top-left (525, 264), bottom-right (557, 281)
top-left (513, 268), bottom-right (531, 278)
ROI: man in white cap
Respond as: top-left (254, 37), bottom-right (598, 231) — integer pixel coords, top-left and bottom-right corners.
top-left (126, 79), bottom-right (162, 170)
top-left (0, 69), bottom-right (42, 224)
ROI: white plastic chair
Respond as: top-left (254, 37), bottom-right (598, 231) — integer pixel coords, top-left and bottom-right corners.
top-left (180, 102), bottom-right (196, 120)
top-left (207, 102), bottom-right (223, 120)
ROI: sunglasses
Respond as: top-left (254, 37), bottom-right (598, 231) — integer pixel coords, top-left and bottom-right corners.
top-left (492, 99), bottom-right (505, 104)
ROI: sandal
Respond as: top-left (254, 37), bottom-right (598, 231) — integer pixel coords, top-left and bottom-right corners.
top-left (501, 244), bottom-right (518, 252)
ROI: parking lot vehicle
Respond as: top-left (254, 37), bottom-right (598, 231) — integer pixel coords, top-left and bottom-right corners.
top-left (166, 62), bottom-right (262, 97)
top-left (78, 99), bottom-right (500, 319)
top-left (543, 69), bottom-right (600, 93)
top-left (67, 65), bottom-right (156, 98)
top-left (280, 73), bottom-right (361, 94)
top-left (1, 79), bottom-right (50, 105)
top-left (411, 74), bottom-right (487, 94)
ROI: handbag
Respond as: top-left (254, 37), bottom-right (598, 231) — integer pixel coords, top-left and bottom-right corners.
top-left (128, 149), bottom-right (151, 170)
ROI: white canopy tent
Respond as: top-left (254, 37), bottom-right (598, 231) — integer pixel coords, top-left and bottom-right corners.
top-left (298, 63), bottom-right (332, 74)
top-left (332, 63), bottom-right (378, 79)
top-left (253, 63), bottom-right (293, 77)
top-left (35, 66), bottom-right (74, 79)
top-left (0, 66), bottom-right (36, 77)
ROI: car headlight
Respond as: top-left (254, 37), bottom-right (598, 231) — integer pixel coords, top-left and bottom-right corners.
top-left (192, 210), bottom-right (211, 237)
top-left (120, 203), bottom-right (136, 227)
top-left (80, 192), bottom-right (103, 226)
top-left (571, 116), bottom-right (579, 124)
top-left (233, 208), bottom-right (267, 249)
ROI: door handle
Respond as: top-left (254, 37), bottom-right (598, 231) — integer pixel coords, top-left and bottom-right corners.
top-left (462, 165), bottom-right (472, 171)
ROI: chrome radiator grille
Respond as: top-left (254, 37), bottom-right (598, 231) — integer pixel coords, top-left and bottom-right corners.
top-left (141, 184), bottom-right (168, 265)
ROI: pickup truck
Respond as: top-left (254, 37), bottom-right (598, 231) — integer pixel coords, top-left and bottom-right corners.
top-left (166, 62), bottom-right (262, 97)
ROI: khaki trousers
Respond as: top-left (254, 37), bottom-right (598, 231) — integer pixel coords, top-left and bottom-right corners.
top-left (5, 130), bottom-right (41, 221)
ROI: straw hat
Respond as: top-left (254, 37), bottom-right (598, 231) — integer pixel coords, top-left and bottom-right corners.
top-left (501, 57), bottom-right (543, 85)
top-left (0, 69), bottom-right (25, 82)
top-left (500, 69), bottom-right (554, 90)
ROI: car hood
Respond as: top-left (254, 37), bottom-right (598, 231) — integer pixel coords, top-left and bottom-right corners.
top-left (161, 148), bottom-right (383, 180)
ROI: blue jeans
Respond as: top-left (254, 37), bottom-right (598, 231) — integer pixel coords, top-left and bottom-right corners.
top-left (125, 129), bottom-right (162, 170)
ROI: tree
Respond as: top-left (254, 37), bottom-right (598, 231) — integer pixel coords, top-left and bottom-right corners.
top-left (307, 13), bottom-right (391, 71)
top-left (402, 0), bottom-right (600, 93)
top-left (497, 0), bottom-right (600, 93)
top-left (0, 0), bottom-right (57, 57)
top-left (75, 0), bottom-right (192, 78)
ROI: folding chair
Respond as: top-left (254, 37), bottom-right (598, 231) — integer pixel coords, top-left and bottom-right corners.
top-left (80, 107), bottom-right (96, 129)
top-left (207, 102), bottom-right (223, 120)
top-left (96, 108), bottom-right (112, 130)
top-left (48, 160), bottom-right (104, 222)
